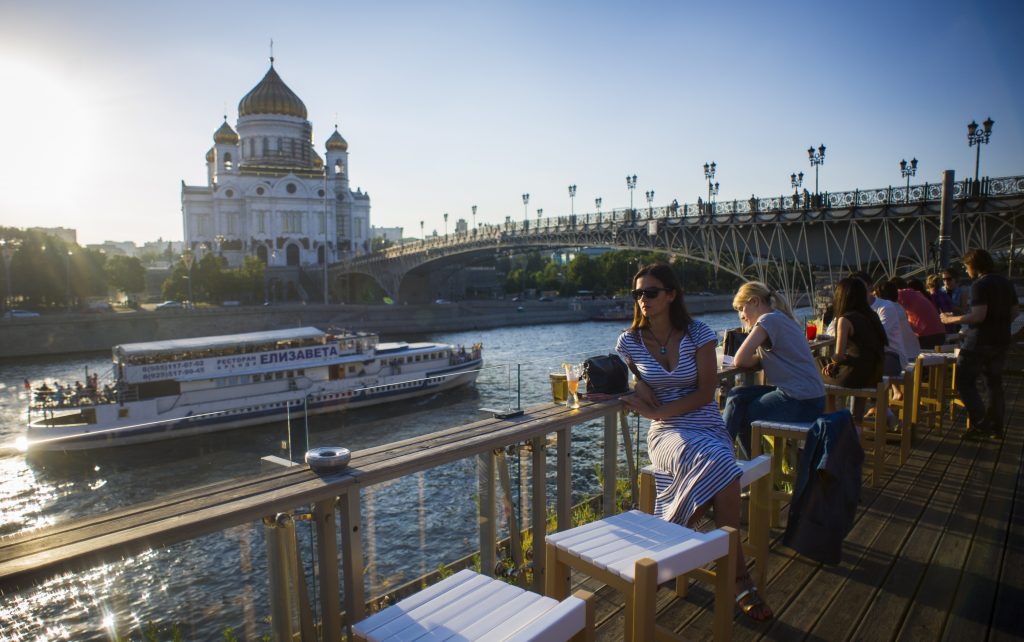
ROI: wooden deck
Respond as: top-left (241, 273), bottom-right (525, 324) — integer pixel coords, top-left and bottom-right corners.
top-left (584, 369), bottom-right (1024, 641)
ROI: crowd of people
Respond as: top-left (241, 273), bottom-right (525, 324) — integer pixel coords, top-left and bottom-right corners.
top-left (27, 372), bottom-right (119, 408)
top-left (614, 248), bottom-right (1019, 623)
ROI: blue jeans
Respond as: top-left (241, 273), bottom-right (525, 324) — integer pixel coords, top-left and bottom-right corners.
top-left (956, 345), bottom-right (1006, 432)
top-left (723, 385), bottom-right (825, 459)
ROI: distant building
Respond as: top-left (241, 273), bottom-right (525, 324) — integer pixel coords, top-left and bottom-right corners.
top-left (181, 58), bottom-right (371, 269)
top-left (370, 226), bottom-right (404, 244)
top-left (86, 241), bottom-right (138, 257)
top-left (28, 227), bottom-right (77, 245)
top-left (455, 218), bottom-right (468, 234)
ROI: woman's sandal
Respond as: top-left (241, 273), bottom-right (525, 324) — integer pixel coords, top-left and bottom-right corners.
top-left (736, 576), bottom-right (773, 622)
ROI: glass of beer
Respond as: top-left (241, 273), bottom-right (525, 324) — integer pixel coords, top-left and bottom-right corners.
top-left (564, 363), bottom-right (582, 409)
top-left (549, 371), bottom-right (568, 404)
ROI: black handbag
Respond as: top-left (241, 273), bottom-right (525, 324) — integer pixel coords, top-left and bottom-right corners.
top-left (723, 328), bottom-right (748, 357)
top-left (583, 354), bottom-right (629, 394)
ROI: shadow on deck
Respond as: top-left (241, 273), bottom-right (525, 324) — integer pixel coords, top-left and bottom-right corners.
top-left (585, 370), bottom-right (1024, 641)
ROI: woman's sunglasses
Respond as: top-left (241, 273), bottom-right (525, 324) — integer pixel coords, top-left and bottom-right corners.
top-left (631, 287), bottom-right (672, 300)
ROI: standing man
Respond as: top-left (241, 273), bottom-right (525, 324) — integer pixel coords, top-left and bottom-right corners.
top-left (940, 249), bottom-right (1019, 440)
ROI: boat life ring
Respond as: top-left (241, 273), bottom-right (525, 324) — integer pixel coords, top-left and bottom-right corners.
top-left (305, 447), bottom-right (351, 473)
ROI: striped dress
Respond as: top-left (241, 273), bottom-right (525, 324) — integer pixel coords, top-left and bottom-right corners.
top-left (616, 320), bottom-right (741, 526)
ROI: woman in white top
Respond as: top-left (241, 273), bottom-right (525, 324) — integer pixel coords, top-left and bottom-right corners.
top-left (724, 282), bottom-right (826, 458)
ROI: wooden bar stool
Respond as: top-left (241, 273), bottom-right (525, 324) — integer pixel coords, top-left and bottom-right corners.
top-left (545, 510), bottom-right (737, 642)
top-left (749, 420), bottom-right (816, 527)
top-left (824, 380), bottom-right (889, 487)
top-left (352, 569), bottom-right (595, 641)
top-left (638, 454), bottom-right (771, 589)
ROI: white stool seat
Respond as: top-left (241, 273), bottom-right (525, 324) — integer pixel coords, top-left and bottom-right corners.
top-left (352, 569), bottom-right (589, 641)
top-left (547, 510), bottom-right (729, 585)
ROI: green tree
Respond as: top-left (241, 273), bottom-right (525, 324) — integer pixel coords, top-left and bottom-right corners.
top-left (565, 254), bottom-right (601, 293)
top-left (104, 255), bottom-right (145, 294)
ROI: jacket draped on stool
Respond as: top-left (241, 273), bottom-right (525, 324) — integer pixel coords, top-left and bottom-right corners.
top-left (783, 409), bottom-right (864, 564)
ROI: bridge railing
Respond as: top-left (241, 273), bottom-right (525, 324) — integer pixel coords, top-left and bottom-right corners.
top-left (365, 175), bottom-right (1023, 260)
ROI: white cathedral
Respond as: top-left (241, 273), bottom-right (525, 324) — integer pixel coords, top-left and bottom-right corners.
top-left (181, 60), bottom-right (370, 269)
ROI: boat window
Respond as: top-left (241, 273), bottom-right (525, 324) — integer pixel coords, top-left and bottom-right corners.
top-left (275, 372), bottom-right (284, 380)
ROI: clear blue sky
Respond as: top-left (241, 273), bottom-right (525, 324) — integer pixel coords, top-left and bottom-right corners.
top-left (1, 0), bottom-right (1021, 244)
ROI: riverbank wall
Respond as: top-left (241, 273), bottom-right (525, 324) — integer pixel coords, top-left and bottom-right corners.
top-left (0, 296), bottom-right (739, 358)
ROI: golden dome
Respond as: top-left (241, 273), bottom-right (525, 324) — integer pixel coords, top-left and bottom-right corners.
top-left (312, 151), bottom-right (324, 169)
top-left (238, 64), bottom-right (308, 119)
top-left (205, 147), bottom-right (215, 163)
top-left (213, 120), bottom-right (239, 144)
top-left (326, 128), bottom-right (348, 151)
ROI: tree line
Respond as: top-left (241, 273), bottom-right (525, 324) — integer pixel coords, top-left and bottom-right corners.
top-left (0, 227), bottom-right (265, 310)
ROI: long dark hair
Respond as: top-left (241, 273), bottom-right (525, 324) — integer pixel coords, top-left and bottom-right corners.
top-left (628, 263), bottom-right (692, 334)
top-left (833, 277), bottom-right (887, 346)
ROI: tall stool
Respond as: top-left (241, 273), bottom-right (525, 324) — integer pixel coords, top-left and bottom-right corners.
top-left (749, 420), bottom-right (816, 527)
top-left (545, 510), bottom-right (737, 642)
top-left (352, 569), bottom-right (595, 641)
top-left (638, 454), bottom-right (771, 589)
top-left (824, 379), bottom-right (889, 487)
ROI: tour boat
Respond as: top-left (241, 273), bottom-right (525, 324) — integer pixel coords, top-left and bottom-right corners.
top-left (24, 327), bottom-right (483, 451)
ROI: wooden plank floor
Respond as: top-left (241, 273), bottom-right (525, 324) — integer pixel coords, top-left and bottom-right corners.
top-left (581, 365), bottom-right (1024, 641)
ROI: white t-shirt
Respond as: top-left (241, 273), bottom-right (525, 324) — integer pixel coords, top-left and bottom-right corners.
top-left (871, 297), bottom-right (920, 365)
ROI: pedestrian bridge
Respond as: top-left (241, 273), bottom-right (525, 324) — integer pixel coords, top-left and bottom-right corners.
top-left (336, 175), bottom-right (1024, 301)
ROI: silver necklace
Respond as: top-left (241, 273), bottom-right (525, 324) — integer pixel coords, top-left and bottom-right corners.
top-left (648, 327), bottom-right (673, 355)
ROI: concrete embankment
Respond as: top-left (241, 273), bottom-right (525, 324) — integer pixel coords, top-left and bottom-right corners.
top-left (0, 296), bottom-right (738, 359)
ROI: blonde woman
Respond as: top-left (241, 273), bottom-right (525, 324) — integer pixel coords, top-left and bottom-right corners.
top-left (725, 282), bottom-right (825, 458)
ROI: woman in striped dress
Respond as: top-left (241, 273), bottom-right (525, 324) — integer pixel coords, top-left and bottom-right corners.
top-left (617, 263), bottom-right (772, 621)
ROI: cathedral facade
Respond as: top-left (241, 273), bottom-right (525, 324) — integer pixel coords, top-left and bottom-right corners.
top-left (181, 61), bottom-right (370, 269)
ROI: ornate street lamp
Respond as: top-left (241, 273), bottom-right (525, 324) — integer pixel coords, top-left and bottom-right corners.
top-left (967, 117), bottom-right (994, 185)
top-left (537, 208), bottom-right (543, 223)
top-left (471, 205), bottom-right (477, 232)
top-left (790, 172), bottom-right (803, 208)
top-left (645, 190), bottom-right (655, 216)
top-left (182, 249), bottom-right (195, 306)
top-left (522, 193), bottom-right (529, 223)
top-left (420, 220), bottom-right (424, 240)
top-left (899, 158), bottom-right (918, 203)
top-left (443, 212), bottom-right (449, 237)
top-left (703, 162), bottom-right (719, 213)
top-left (626, 175), bottom-right (637, 213)
top-left (568, 184), bottom-right (577, 216)
top-left (807, 144), bottom-right (826, 196)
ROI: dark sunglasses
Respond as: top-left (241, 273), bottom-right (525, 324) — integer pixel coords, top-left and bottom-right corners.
top-left (631, 287), bottom-right (672, 300)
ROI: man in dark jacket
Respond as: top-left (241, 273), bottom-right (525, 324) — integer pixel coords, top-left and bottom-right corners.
top-left (940, 248), bottom-right (1020, 440)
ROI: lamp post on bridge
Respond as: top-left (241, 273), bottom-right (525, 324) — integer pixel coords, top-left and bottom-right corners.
top-left (1, 239), bottom-right (17, 315)
top-left (967, 118), bottom-right (994, 190)
top-left (471, 205), bottom-right (477, 235)
top-left (182, 249), bottom-right (195, 308)
top-left (537, 208), bottom-right (543, 226)
top-left (626, 175), bottom-right (637, 217)
top-left (899, 158), bottom-right (918, 204)
top-left (595, 197), bottom-right (602, 224)
top-left (419, 220), bottom-right (424, 241)
top-left (703, 162), bottom-right (719, 214)
top-left (790, 172), bottom-right (804, 208)
top-left (645, 190), bottom-right (655, 217)
top-left (522, 193), bottom-right (529, 226)
top-left (807, 144), bottom-right (826, 200)
top-left (443, 212), bottom-right (448, 237)
top-left (568, 184), bottom-right (576, 218)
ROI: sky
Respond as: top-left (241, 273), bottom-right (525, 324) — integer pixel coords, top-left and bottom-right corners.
top-left (0, 0), bottom-right (1021, 245)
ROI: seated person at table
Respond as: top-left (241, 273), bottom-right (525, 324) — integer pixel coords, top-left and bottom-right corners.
top-left (723, 282), bottom-right (826, 459)
top-left (821, 277), bottom-right (887, 389)
top-left (893, 277), bottom-right (946, 349)
top-left (617, 263), bottom-right (772, 621)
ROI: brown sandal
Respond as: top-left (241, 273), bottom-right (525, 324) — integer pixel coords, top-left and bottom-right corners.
top-left (736, 576), bottom-right (773, 622)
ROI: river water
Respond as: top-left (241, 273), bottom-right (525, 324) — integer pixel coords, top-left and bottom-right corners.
top-left (0, 310), bottom-right (783, 640)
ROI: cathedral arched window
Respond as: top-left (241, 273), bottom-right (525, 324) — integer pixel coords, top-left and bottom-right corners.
top-left (335, 160), bottom-right (345, 177)
top-left (223, 153), bottom-right (233, 171)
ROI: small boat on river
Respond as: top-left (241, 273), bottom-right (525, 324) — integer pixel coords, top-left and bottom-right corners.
top-left (25, 327), bottom-right (482, 451)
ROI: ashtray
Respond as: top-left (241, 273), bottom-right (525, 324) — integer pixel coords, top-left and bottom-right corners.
top-left (305, 447), bottom-right (351, 473)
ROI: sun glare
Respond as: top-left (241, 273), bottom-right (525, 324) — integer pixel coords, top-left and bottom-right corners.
top-left (0, 55), bottom-right (101, 215)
